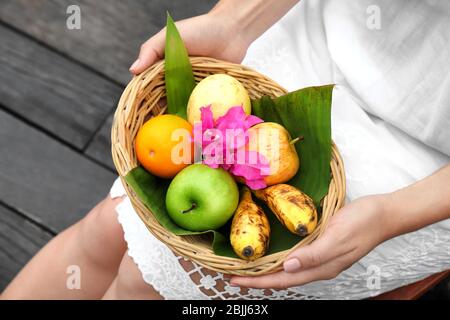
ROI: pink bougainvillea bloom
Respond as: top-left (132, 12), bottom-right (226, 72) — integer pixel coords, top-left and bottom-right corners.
top-left (228, 150), bottom-right (270, 190)
top-left (216, 106), bottom-right (262, 131)
top-left (193, 105), bottom-right (214, 149)
top-left (194, 105), bottom-right (270, 189)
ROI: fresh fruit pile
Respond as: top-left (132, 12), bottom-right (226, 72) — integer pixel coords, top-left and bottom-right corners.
top-left (124, 14), bottom-right (334, 264)
top-left (135, 73), bottom-right (318, 261)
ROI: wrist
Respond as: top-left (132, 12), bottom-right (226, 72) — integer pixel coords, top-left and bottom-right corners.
top-left (373, 165), bottom-right (450, 244)
top-left (367, 193), bottom-right (398, 244)
top-left (377, 192), bottom-right (399, 241)
top-left (208, 0), bottom-right (243, 33)
top-left (209, 0), bottom-right (299, 48)
top-left (206, 8), bottom-right (253, 58)
top-left (379, 190), bottom-right (415, 241)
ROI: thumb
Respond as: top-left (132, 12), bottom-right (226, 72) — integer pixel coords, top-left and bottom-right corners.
top-left (130, 30), bottom-right (165, 75)
top-left (283, 234), bottom-right (338, 273)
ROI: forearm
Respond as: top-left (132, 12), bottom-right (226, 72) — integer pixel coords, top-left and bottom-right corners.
top-left (210, 0), bottom-right (299, 45)
top-left (384, 164), bottom-right (450, 239)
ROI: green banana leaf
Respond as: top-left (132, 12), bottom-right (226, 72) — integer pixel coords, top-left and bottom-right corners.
top-left (252, 85), bottom-right (334, 207)
top-left (164, 13), bottom-right (195, 119)
top-left (123, 16), bottom-right (334, 258)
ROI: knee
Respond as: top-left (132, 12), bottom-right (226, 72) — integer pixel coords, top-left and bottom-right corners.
top-left (82, 196), bottom-right (125, 237)
top-left (115, 253), bottom-right (163, 300)
top-left (77, 196), bottom-right (127, 266)
top-left (90, 195), bottom-right (124, 225)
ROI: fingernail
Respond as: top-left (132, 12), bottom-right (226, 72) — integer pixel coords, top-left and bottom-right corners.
top-left (222, 274), bottom-right (232, 281)
top-left (129, 58), bottom-right (140, 72)
top-left (229, 279), bottom-right (238, 287)
top-left (109, 193), bottom-right (126, 200)
top-left (284, 258), bottom-right (301, 273)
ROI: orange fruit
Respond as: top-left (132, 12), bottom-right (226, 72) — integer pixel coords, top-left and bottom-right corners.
top-left (135, 114), bottom-right (194, 178)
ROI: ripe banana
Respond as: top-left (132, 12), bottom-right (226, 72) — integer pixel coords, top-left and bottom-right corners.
top-left (253, 184), bottom-right (317, 237)
top-left (230, 187), bottom-right (270, 260)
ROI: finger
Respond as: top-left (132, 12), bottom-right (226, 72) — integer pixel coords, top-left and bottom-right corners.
top-left (230, 262), bottom-right (340, 289)
top-left (130, 30), bottom-right (165, 74)
top-left (283, 232), bottom-right (347, 273)
top-left (222, 274), bottom-right (232, 281)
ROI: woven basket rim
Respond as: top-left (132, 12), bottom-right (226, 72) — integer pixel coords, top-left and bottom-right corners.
top-left (111, 57), bottom-right (346, 275)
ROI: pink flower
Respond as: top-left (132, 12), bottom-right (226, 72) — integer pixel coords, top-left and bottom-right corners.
top-left (194, 105), bottom-right (270, 190)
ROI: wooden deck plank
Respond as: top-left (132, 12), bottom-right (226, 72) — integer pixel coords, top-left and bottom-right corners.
top-left (0, 0), bottom-right (216, 85)
top-left (0, 24), bottom-right (122, 149)
top-left (371, 270), bottom-right (450, 300)
top-left (0, 204), bottom-right (53, 291)
top-left (85, 113), bottom-right (115, 170)
top-left (0, 110), bottom-right (116, 233)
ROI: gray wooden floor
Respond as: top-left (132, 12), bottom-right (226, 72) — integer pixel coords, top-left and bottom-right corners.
top-left (0, 0), bottom-right (215, 291)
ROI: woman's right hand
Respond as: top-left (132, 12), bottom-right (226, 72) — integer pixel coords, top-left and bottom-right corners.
top-left (130, 0), bottom-right (301, 74)
top-left (129, 12), bottom-right (249, 75)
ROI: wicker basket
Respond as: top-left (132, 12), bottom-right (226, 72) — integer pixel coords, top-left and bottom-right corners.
top-left (111, 57), bottom-right (346, 276)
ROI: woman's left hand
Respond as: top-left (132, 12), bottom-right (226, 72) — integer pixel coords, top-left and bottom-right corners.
top-left (230, 194), bottom-right (391, 289)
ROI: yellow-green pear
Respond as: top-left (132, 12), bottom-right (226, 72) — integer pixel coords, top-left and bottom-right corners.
top-left (187, 74), bottom-right (251, 124)
top-left (246, 122), bottom-right (300, 186)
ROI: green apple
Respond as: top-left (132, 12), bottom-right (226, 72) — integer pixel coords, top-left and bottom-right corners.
top-left (165, 164), bottom-right (239, 231)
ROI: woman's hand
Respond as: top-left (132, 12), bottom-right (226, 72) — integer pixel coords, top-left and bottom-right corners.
top-left (230, 164), bottom-right (450, 289)
top-left (230, 195), bottom-right (391, 289)
top-left (129, 13), bottom-right (248, 74)
top-left (129, 0), bottom-right (300, 74)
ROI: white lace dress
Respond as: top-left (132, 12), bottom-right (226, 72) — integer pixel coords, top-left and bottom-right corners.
top-left (111, 0), bottom-right (450, 299)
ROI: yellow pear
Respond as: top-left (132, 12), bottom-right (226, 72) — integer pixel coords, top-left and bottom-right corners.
top-left (246, 122), bottom-right (300, 186)
top-left (187, 74), bottom-right (251, 124)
